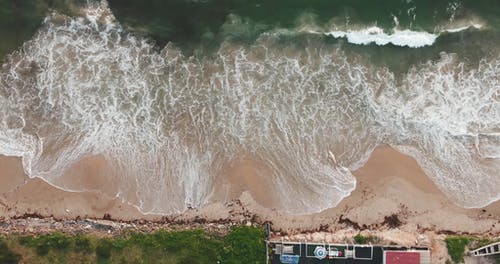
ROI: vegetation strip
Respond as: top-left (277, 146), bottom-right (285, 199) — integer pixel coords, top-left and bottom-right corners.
top-left (0, 226), bottom-right (265, 264)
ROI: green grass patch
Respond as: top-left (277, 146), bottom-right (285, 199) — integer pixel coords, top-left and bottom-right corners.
top-left (354, 233), bottom-right (366, 244)
top-left (223, 226), bottom-right (266, 264)
top-left (353, 233), bottom-right (380, 244)
top-left (0, 225), bottom-right (266, 264)
top-left (74, 234), bottom-right (92, 253)
top-left (0, 238), bottom-right (21, 264)
top-left (445, 236), bottom-right (471, 263)
top-left (96, 238), bottom-right (114, 262)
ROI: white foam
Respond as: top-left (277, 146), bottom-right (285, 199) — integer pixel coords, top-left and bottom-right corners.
top-left (0, 2), bottom-right (377, 215)
top-left (311, 21), bottom-right (484, 48)
top-left (0, 1), bottom-right (497, 216)
top-left (440, 22), bottom-right (483, 33)
top-left (325, 26), bottom-right (438, 48)
top-left (372, 52), bottom-right (500, 208)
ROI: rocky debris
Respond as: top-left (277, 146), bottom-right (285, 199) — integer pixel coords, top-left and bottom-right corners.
top-left (338, 214), bottom-right (368, 230)
top-left (0, 200), bottom-right (265, 236)
top-left (0, 198), bottom-right (411, 239)
top-left (0, 198), bottom-right (495, 242)
top-left (0, 216), bottom-right (249, 236)
top-left (382, 214), bottom-right (403, 228)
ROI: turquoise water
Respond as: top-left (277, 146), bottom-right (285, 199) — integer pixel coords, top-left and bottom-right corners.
top-left (0, 1), bottom-right (498, 214)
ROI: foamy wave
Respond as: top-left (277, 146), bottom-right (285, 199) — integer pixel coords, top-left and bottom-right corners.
top-left (373, 52), bottom-right (500, 208)
top-left (0, 1), bottom-right (372, 215)
top-left (0, 1), bottom-right (498, 215)
top-left (324, 27), bottom-right (437, 48)
top-left (304, 22), bottom-right (484, 48)
top-left (443, 23), bottom-right (483, 33)
top-left (476, 133), bottom-right (500, 159)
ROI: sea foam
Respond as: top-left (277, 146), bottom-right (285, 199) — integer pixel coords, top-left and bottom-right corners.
top-left (0, 1), bottom-right (498, 215)
top-left (325, 27), bottom-right (437, 48)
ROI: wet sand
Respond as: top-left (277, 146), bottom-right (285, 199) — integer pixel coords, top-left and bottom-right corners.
top-left (0, 145), bottom-right (498, 235)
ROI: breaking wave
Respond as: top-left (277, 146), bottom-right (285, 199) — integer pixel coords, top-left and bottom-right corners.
top-left (301, 23), bottom-right (483, 48)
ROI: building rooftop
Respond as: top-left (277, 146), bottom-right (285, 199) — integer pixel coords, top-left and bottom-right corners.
top-left (385, 251), bottom-right (420, 264)
top-left (268, 240), bottom-right (431, 264)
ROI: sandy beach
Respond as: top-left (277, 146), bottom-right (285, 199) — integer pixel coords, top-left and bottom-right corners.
top-left (1, 145), bottom-right (499, 262)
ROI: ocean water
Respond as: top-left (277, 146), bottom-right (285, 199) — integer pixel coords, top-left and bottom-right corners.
top-left (0, 0), bottom-right (498, 214)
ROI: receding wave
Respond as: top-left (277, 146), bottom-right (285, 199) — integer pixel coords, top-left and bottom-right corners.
top-left (0, 1), bottom-right (498, 214)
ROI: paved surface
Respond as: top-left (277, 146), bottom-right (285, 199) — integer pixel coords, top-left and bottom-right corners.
top-left (269, 242), bottom-right (428, 264)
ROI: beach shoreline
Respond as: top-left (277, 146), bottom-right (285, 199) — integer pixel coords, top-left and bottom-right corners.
top-left (1, 145), bottom-right (498, 231)
top-left (0, 145), bottom-right (498, 262)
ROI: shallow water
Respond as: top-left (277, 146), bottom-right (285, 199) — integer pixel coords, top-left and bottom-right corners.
top-left (0, 0), bottom-right (498, 214)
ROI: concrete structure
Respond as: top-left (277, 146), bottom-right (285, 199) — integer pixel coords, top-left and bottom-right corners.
top-left (470, 241), bottom-right (500, 257)
top-left (268, 240), bottom-right (430, 264)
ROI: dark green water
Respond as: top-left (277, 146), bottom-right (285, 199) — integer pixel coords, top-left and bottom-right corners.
top-left (0, 0), bottom-right (89, 58)
top-left (2, 0), bottom-right (499, 70)
top-left (108, 0), bottom-right (500, 45)
top-left (107, 0), bottom-right (500, 72)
